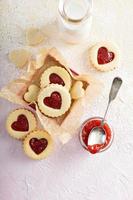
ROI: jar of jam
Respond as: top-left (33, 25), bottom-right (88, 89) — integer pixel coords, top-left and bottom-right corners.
top-left (79, 117), bottom-right (114, 154)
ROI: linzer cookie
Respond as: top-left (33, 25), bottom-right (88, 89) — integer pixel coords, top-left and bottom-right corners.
top-left (38, 84), bottom-right (71, 117)
top-left (89, 42), bottom-right (120, 72)
top-left (23, 130), bottom-right (53, 160)
top-left (6, 109), bottom-right (37, 139)
top-left (40, 66), bottom-right (72, 90)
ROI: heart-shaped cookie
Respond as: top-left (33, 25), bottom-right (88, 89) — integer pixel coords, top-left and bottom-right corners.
top-left (29, 138), bottom-right (48, 154)
top-left (11, 114), bottom-right (29, 132)
top-left (70, 81), bottom-right (85, 99)
top-left (89, 42), bottom-right (120, 72)
top-left (24, 84), bottom-right (40, 103)
top-left (43, 92), bottom-right (62, 109)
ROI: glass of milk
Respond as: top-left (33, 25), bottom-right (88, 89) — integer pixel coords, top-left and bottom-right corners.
top-left (58, 0), bottom-right (93, 44)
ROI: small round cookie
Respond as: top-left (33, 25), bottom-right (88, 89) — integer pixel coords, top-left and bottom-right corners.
top-left (6, 109), bottom-right (37, 140)
top-left (38, 84), bottom-right (71, 117)
top-left (40, 66), bottom-right (72, 90)
top-left (23, 130), bottom-right (53, 160)
top-left (89, 42), bottom-right (120, 72)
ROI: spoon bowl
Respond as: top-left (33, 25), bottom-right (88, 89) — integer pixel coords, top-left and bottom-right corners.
top-left (87, 126), bottom-right (106, 146)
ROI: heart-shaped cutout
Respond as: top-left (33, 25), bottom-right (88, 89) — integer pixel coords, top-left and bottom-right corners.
top-left (71, 81), bottom-right (85, 99)
top-left (11, 114), bottom-right (29, 132)
top-left (29, 138), bottom-right (48, 154)
top-left (97, 47), bottom-right (115, 64)
top-left (49, 73), bottom-right (65, 86)
top-left (24, 84), bottom-right (40, 103)
top-left (43, 92), bottom-right (62, 109)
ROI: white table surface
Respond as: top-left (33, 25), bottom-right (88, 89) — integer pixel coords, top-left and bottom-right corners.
top-left (0, 0), bottom-right (133, 200)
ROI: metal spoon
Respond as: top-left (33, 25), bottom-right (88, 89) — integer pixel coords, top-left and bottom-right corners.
top-left (88, 77), bottom-right (123, 146)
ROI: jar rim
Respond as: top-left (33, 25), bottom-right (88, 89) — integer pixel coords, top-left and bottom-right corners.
top-left (58, 0), bottom-right (93, 24)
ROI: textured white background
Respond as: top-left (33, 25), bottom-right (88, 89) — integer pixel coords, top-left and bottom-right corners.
top-left (0, 0), bottom-right (133, 200)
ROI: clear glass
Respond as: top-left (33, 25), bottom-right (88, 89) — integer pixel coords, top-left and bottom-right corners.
top-left (58, 0), bottom-right (93, 44)
top-left (79, 117), bottom-right (114, 154)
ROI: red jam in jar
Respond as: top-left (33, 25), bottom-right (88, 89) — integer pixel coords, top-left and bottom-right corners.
top-left (80, 117), bottom-right (113, 154)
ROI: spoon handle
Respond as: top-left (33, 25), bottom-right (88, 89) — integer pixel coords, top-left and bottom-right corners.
top-left (101, 77), bottom-right (123, 126)
top-left (109, 77), bottom-right (123, 103)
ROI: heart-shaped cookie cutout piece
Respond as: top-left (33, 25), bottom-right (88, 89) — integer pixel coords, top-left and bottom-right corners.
top-left (24, 84), bottom-right (40, 103)
top-left (97, 47), bottom-right (115, 64)
top-left (43, 92), bottom-right (62, 109)
top-left (9, 49), bottom-right (31, 68)
top-left (29, 138), bottom-right (48, 154)
top-left (11, 114), bottom-right (29, 132)
top-left (26, 28), bottom-right (45, 46)
top-left (71, 81), bottom-right (85, 99)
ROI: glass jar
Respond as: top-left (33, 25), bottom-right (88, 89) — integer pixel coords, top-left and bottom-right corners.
top-left (58, 0), bottom-right (93, 44)
top-left (79, 117), bottom-right (114, 154)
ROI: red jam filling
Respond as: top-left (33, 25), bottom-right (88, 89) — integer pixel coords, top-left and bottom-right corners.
top-left (29, 138), bottom-right (48, 154)
top-left (43, 92), bottom-right (62, 109)
top-left (49, 73), bottom-right (65, 86)
top-left (11, 114), bottom-right (29, 132)
top-left (81, 119), bottom-right (112, 154)
top-left (97, 47), bottom-right (115, 65)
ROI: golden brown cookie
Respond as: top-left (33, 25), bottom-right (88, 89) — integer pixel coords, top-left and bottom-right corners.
top-left (6, 109), bottom-right (37, 139)
top-left (40, 66), bottom-right (72, 90)
top-left (23, 130), bottom-right (53, 160)
top-left (38, 84), bottom-right (71, 117)
top-left (89, 42), bottom-right (120, 72)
